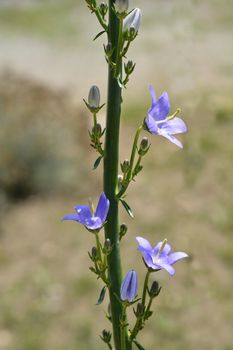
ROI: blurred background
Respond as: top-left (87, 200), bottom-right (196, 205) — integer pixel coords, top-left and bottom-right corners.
top-left (0, 0), bottom-right (233, 349)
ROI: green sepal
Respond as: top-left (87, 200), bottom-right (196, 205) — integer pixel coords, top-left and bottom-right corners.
top-left (93, 30), bottom-right (106, 41)
top-left (133, 339), bottom-right (145, 350)
top-left (96, 285), bottom-right (107, 305)
top-left (119, 198), bottom-right (134, 218)
top-left (93, 156), bottom-right (102, 170)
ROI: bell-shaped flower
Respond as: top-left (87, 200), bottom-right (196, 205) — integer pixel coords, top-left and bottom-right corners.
top-left (136, 237), bottom-right (188, 276)
top-left (123, 8), bottom-right (142, 33)
top-left (146, 85), bottom-right (187, 148)
top-left (63, 192), bottom-right (110, 231)
top-left (120, 269), bottom-right (138, 302)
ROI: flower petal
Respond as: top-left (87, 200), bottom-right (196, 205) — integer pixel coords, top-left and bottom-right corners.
top-left (157, 260), bottom-right (175, 275)
top-left (85, 217), bottom-right (103, 230)
top-left (62, 214), bottom-right (81, 222)
top-left (167, 252), bottom-right (188, 265)
top-left (146, 114), bottom-right (159, 134)
top-left (136, 236), bottom-right (153, 252)
top-left (161, 117), bottom-right (187, 135)
top-left (149, 91), bottom-right (170, 121)
top-left (142, 251), bottom-right (156, 269)
top-left (158, 131), bottom-right (184, 148)
top-left (95, 192), bottom-right (110, 222)
top-left (74, 205), bottom-right (92, 221)
top-left (149, 84), bottom-right (156, 105)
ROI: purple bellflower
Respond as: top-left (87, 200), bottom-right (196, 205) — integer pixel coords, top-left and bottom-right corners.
top-left (136, 237), bottom-right (188, 276)
top-left (146, 85), bottom-right (187, 148)
top-left (63, 192), bottom-right (110, 231)
top-left (120, 269), bottom-right (138, 302)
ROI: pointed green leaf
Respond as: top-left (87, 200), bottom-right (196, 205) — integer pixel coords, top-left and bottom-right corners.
top-left (119, 199), bottom-right (134, 218)
top-left (93, 156), bottom-right (102, 170)
top-left (93, 30), bottom-right (106, 41)
top-left (133, 339), bottom-right (145, 350)
top-left (96, 286), bottom-right (107, 305)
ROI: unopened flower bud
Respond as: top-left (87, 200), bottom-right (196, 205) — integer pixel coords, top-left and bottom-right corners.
top-left (115, 0), bottom-right (129, 14)
top-left (139, 137), bottom-right (149, 156)
top-left (100, 2), bottom-right (108, 16)
top-left (149, 280), bottom-right (161, 298)
top-left (103, 238), bottom-right (112, 254)
top-left (120, 270), bottom-right (138, 302)
top-left (119, 223), bottom-right (128, 240)
top-left (124, 60), bottom-right (135, 75)
top-left (92, 123), bottom-right (102, 137)
top-left (135, 302), bottom-right (144, 317)
top-left (118, 174), bottom-right (123, 185)
top-left (91, 246), bottom-right (98, 260)
top-left (88, 85), bottom-right (100, 109)
top-left (101, 329), bottom-right (111, 343)
top-left (104, 42), bottom-right (113, 57)
top-left (121, 159), bottom-right (130, 173)
top-left (123, 8), bottom-right (142, 34)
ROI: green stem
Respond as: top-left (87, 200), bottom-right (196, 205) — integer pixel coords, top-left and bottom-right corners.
top-left (93, 112), bottom-right (97, 127)
top-left (117, 125), bottom-right (143, 198)
top-left (104, 2), bottom-right (131, 350)
top-left (95, 8), bottom-right (108, 31)
top-left (142, 270), bottom-right (150, 305)
top-left (95, 233), bottom-right (102, 264)
top-left (120, 305), bottom-right (127, 350)
top-left (115, 16), bottom-right (123, 78)
top-left (130, 270), bottom-right (150, 341)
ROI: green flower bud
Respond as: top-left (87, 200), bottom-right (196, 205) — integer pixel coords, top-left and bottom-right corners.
top-left (124, 60), bottom-right (135, 75)
top-left (99, 2), bottom-right (108, 17)
top-left (92, 123), bottom-right (102, 137)
top-left (91, 246), bottom-right (98, 261)
top-left (104, 42), bottom-right (113, 57)
top-left (121, 159), bottom-right (130, 173)
top-left (135, 302), bottom-right (144, 317)
top-left (101, 329), bottom-right (112, 343)
top-left (119, 223), bottom-right (128, 240)
top-left (139, 137), bottom-right (150, 156)
top-left (103, 238), bottom-right (112, 254)
top-left (88, 85), bottom-right (100, 109)
top-left (149, 280), bottom-right (161, 298)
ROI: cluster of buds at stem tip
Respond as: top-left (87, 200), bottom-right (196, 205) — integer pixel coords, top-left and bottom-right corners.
top-left (138, 137), bottom-right (150, 156)
top-left (123, 8), bottom-right (142, 38)
top-left (115, 0), bottom-right (129, 14)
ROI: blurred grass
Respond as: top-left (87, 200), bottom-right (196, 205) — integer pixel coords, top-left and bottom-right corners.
top-left (0, 0), bottom-right (79, 40)
top-left (0, 1), bottom-right (233, 350)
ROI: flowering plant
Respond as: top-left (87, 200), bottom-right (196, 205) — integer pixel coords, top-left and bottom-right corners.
top-left (63, 1), bottom-right (188, 349)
